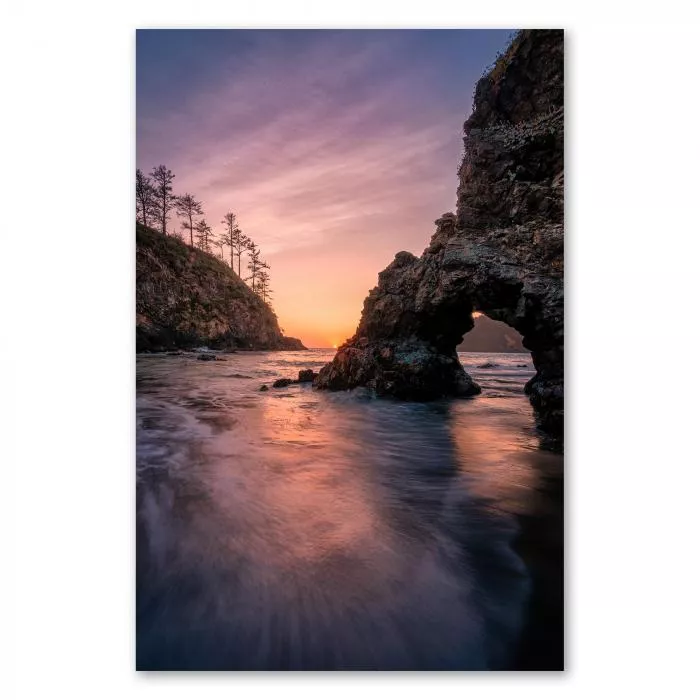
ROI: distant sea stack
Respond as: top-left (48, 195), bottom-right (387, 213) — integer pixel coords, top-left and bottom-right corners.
top-left (457, 314), bottom-right (526, 353)
top-left (315, 30), bottom-right (564, 443)
top-left (136, 223), bottom-right (306, 352)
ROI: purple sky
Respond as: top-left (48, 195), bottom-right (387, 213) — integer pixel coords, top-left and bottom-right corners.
top-left (137, 29), bottom-right (513, 347)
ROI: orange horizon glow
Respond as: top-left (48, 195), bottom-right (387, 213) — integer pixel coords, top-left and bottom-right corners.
top-left (137, 31), bottom-right (515, 348)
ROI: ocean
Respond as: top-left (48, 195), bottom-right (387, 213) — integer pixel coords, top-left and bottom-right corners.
top-left (136, 349), bottom-right (563, 670)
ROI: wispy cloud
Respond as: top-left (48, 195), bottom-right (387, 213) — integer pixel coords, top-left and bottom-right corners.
top-left (137, 30), bottom-right (501, 346)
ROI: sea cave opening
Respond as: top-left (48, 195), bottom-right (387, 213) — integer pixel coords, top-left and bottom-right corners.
top-left (454, 310), bottom-right (534, 402)
top-left (457, 311), bottom-right (527, 355)
top-left (444, 296), bottom-right (562, 440)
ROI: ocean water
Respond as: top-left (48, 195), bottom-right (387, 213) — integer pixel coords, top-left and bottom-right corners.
top-left (136, 349), bottom-right (563, 670)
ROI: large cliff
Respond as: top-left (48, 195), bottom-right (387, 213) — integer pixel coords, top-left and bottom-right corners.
top-left (136, 223), bottom-right (305, 352)
top-left (315, 30), bottom-right (564, 444)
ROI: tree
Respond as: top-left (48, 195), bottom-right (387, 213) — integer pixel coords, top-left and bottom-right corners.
top-left (257, 269), bottom-right (273, 303)
top-left (150, 165), bottom-right (176, 235)
top-left (214, 237), bottom-right (225, 261)
top-left (176, 193), bottom-right (204, 247)
top-left (246, 241), bottom-right (269, 293)
top-left (135, 169), bottom-right (156, 226)
top-left (220, 211), bottom-right (250, 276)
top-left (194, 219), bottom-right (213, 253)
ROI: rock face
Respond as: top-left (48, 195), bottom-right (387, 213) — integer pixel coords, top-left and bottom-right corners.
top-left (315, 30), bottom-right (564, 443)
top-left (136, 223), bottom-right (306, 352)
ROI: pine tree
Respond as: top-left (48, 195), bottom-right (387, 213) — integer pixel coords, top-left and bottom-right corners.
top-left (150, 165), bottom-right (176, 235)
top-left (257, 269), bottom-right (273, 303)
top-left (214, 237), bottom-right (225, 261)
top-left (194, 219), bottom-right (213, 253)
top-left (246, 242), bottom-right (269, 293)
top-left (221, 211), bottom-right (250, 276)
top-left (176, 193), bottom-right (204, 247)
top-left (135, 169), bottom-right (156, 226)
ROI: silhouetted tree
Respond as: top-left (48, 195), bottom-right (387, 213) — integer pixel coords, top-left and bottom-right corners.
top-left (214, 237), bottom-right (225, 261)
top-left (246, 242), bottom-right (269, 293)
top-left (150, 165), bottom-right (176, 235)
top-left (257, 269), bottom-right (273, 303)
top-left (176, 193), bottom-right (204, 247)
top-left (135, 169), bottom-right (156, 226)
top-left (221, 211), bottom-right (250, 276)
top-left (194, 219), bottom-right (213, 253)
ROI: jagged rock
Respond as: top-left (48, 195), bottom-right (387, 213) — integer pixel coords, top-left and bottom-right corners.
top-left (272, 378), bottom-right (295, 388)
top-left (297, 369), bottom-right (317, 383)
top-left (315, 30), bottom-right (564, 445)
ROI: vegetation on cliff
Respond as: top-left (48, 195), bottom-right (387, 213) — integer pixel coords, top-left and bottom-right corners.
top-left (136, 223), bottom-right (304, 352)
top-left (136, 165), bottom-right (274, 302)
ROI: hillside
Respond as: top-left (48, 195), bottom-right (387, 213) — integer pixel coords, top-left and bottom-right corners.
top-left (136, 223), bottom-right (305, 351)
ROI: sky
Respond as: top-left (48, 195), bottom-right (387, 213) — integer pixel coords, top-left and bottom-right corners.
top-left (136, 29), bottom-right (513, 348)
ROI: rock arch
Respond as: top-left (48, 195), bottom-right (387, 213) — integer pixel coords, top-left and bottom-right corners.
top-left (314, 30), bottom-right (564, 445)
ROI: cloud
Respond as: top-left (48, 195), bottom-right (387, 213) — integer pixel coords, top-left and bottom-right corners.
top-left (137, 31), bottom-right (469, 346)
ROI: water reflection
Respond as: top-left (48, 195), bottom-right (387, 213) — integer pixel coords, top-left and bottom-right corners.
top-left (136, 351), bottom-right (562, 670)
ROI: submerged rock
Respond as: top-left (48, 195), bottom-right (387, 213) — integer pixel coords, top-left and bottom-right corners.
top-left (259, 384), bottom-right (269, 391)
top-left (272, 378), bottom-right (295, 388)
top-left (314, 342), bottom-right (481, 400)
top-left (315, 30), bottom-right (564, 445)
top-left (197, 353), bottom-right (217, 361)
top-left (297, 369), bottom-right (317, 383)
top-left (477, 362), bottom-right (498, 369)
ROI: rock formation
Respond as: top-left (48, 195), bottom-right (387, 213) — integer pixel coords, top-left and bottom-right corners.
top-left (136, 223), bottom-right (306, 352)
top-left (315, 30), bottom-right (564, 444)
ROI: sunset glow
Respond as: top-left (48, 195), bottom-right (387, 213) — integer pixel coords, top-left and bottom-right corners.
top-left (134, 28), bottom-right (566, 672)
top-left (137, 30), bottom-right (512, 347)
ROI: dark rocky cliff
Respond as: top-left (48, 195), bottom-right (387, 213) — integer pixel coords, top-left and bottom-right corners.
top-left (315, 30), bottom-right (564, 444)
top-left (136, 223), bottom-right (305, 352)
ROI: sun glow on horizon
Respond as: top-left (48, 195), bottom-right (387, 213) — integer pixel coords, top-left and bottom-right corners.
top-left (136, 30), bottom-right (515, 350)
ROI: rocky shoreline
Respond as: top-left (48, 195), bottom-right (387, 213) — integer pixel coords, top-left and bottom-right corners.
top-left (137, 338), bottom-right (305, 354)
top-left (136, 223), bottom-right (306, 353)
top-left (314, 30), bottom-right (564, 447)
